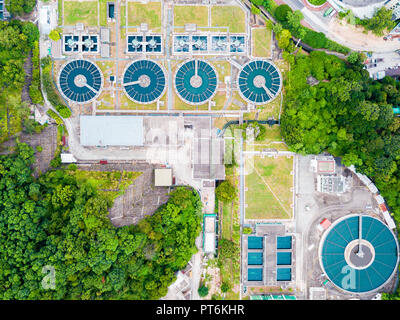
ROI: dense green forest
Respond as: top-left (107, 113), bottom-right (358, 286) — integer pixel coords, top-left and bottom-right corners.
top-left (281, 51), bottom-right (400, 222)
top-left (0, 144), bottom-right (202, 299)
top-left (0, 20), bottom-right (40, 143)
top-left (5, 0), bottom-right (36, 16)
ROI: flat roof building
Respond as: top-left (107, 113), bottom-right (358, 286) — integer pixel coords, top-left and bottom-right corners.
top-left (61, 153), bottom-right (77, 163)
top-left (100, 27), bottom-right (110, 43)
top-left (100, 43), bottom-right (110, 58)
top-left (317, 175), bottom-right (348, 194)
top-left (310, 155), bottom-right (336, 174)
top-left (203, 214), bottom-right (216, 254)
top-left (39, 7), bottom-right (51, 35)
top-left (154, 168), bottom-right (172, 187)
top-left (80, 116), bottom-right (143, 146)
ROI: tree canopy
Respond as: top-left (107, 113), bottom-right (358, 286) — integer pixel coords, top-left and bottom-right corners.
top-left (0, 144), bottom-right (202, 299)
top-left (215, 181), bottom-right (236, 203)
top-left (281, 51), bottom-right (400, 226)
top-left (0, 20), bottom-right (40, 142)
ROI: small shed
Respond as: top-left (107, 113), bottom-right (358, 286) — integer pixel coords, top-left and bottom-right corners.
top-left (61, 153), bottom-right (77, 163)
top-left (154, 168), bottom-right (172, 187)
top-left (317, 218), bottom-right (331, 232)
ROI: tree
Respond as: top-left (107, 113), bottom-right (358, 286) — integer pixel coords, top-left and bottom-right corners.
top-left (286, 10), bottom-right (305, 38)
top-left (272, 22), bottom-right (283, 35)
top-left (221, 282), bottom-right (231, 293)
top-left (347, 51), bottom-right (364, 65)
top-left (198, 285), bottom-right (209, 297)
top-left (251, 5), bottom-right (260, 15)
top-left (5, 0), bottom-right (36, 16)
top-left (360, 7), bottom-right (396, 36)
top-left (276, 29), bottom-right (292, 50)
top-left (215, 181), bottom-right (236, 202)
top-left (49, 29), bottom-right (61, 41)
top-left (275, 4), bottom-right (293, 22)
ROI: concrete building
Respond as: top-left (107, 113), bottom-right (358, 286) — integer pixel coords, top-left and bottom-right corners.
top-left (154, 168), bottom-right (173, 187)
top-left (61, 153), bottom-right (77, 163)
top-left (80, 116), bottom-right (144, 146)
top-left (39, 7), bottom-right (51, 35)
top-left (203, 214), bottom-right (217, 254)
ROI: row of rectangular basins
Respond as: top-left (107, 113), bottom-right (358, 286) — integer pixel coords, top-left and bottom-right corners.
top-left (247, 236), bottom-right (293, 282)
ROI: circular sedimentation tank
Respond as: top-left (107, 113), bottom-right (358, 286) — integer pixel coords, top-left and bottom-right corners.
top-left (319, 214), bottom-right (399, 294)
top-left (122, 59), bottom-right (166, 104)
top-left (237, 60), bottom-right (282, 105)
top-left (174, 59), bottom-right (218, 105)
top-left (58, 59), bottom-right (103, 104)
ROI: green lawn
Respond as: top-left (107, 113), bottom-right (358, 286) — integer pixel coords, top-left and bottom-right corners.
top-left (221, 201), bottom-right (232, 239)
top-left (127, 2), bottom-right (162, 30)
top-left (214, 61), bottom-right (231, 81)
top-left (230, 91), bottom-right (246, 110)
top-left (99, 0), bottom-right (108, 27)
top-left (119, 93), bottom-right (159, 110)
top-left (58, 0), bottom-right (63, 25)
top-left (174, 5), bottom-right (209, 27)
top-left (63, 1), bottom-right (98, 26)
top-left (308, 0), bottom-right (327, 5)
top-left (97, 92), bottom-right (114, 110)
top-left (213, 92), bottom-right (227, 110)
top-left (211, 6), bottom-right (245, 33)
top-left (173, 92), bottom-right (208, 110)
top-left (253, 27), bottom-right (272, 58)
top-left (245, 156), bottom-right (293, 220)
top-left (244, 125), bottom-right (289, 151)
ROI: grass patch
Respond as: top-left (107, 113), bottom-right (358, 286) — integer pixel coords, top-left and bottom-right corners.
top-left (99, 0), bottom-right (108, 27)
top-left (97, 92), bottom-right (114, 110)
top-left (221, 201), bottom-right (232, 239)
top-left (173, 92), bottom-right (208, 110)
top-left (69, 169), bottom-right (141, 201)
top-left (214, 61), bottom-right (231, 82)
top-left (230, 91), bottom-right (246, 110)
top-left (252, 28), bottom-right (271, 58)
top-left (307, 0), bottom-right (326, 5)
top-left (218, 155), bottom-right (241, 299)
top-left (63, 1), bottom-right (98, 26)
top-left (58, 0), bottom-right (63, 25)
top-left (0, 92), bottom-right (24, 143)
top-left (245, 125), bottom-right (288, 151)
top-left (174, 5), bottom-right (208, 27)
top-left (96, 61), bottom-right (115, 77)
top-left (127, 1), bottom-right (162, 29)
top-left (211, 6), bottom-right (245, 33)
top-left (245, 156), bottom-right (293, 220)
top-left (213, 92), bottom-right (227, 110)
top-left (119, 93), bottom-right (159, 110)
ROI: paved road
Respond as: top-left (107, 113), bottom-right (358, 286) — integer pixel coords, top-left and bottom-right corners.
top-left (191, 235), bottom-right (203, 300)
top-left (239, 136), bottom-right (244, 300)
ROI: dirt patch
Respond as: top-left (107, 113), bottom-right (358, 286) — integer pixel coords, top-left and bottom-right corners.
top-left (107, 166), bottom-right (171, 227)
top-left (327, 18), bottom-right (400, 52)
top-left (0, 124), bottom-right (58, 177)
top-left (204, 267), bottom-right (222, 299)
